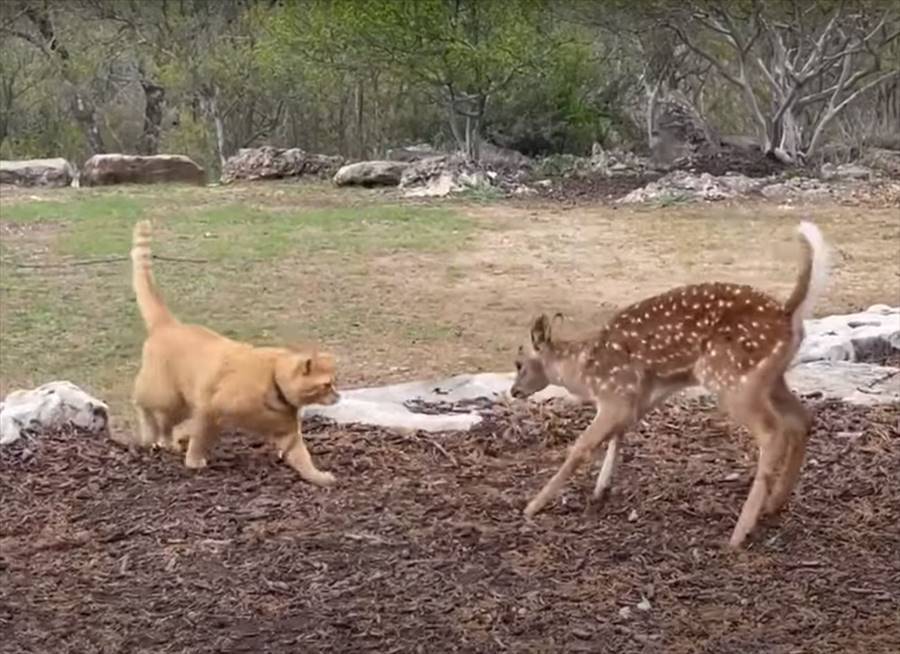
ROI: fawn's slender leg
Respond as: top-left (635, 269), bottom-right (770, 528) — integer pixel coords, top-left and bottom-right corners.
top-left (592, 434), bottom-right (620, 500)
top-left (525, 401), bottom-right (634, 517)
top-left (271, 426), bottom-right (336, 487)
top-left (725, 395), bottom-right (787, 548)
top-left (764, 378), bottom-right (812, 515)
top-left (588, 380), bottom-right (683, 502)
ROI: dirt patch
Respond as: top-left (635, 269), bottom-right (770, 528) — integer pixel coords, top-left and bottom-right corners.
top-left (532, 173), bottom-right (661, 204)
top-left (2, 398), bottom-right (898, 653)
top-left (0, 219), bottom-right (61, 241)
top-left (682, 151), bottom-right (790, 178)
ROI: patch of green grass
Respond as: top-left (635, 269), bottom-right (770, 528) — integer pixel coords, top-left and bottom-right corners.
top-left (168, 203), bottom-right (473, 260)
top-left (652, 192), bottom-right (690, 208)
top-left (0, 194), bottom-right (146, 224)
top-left (1, 193), bottom-right (473, 260)
top-left (458, 181), bottom-right (506, 203)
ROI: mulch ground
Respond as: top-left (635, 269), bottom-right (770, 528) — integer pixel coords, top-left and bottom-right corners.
top-left (2, 397), bottom-right (898, 654)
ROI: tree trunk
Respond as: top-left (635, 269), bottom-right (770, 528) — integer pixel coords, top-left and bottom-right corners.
top-left (138, 79), bottom-right (165, 156)
top-left (337, 88), bottom-right (347, 155)
top-left (447, 101), bottom-right (466, 153)
top-left (70, 91), bottom-right (105, 154)
top-left (200, 85), bottom-right (227, 169)
top-left (465, 115), bottom-right (472, 160)
top-left (778, 112), bottom-right (802, 162)
top-left (645, 80), bottom-right (662, 150)
top-left (355, 79), bottom-right (365, 159)
top-left (212, 103), bottom-right (226, 169)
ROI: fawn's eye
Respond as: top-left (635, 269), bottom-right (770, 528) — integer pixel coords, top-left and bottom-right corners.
top-left (515, 361), bottom-right (522, 371)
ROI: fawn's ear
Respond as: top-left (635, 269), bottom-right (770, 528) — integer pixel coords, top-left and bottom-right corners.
top-left (530, 314), bottom-right (551, 350)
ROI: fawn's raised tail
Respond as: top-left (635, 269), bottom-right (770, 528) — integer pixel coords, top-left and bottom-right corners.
top-left (131, 220), bottom-right (175, 332)
top-left (784, 220), bottom-right (829, 332)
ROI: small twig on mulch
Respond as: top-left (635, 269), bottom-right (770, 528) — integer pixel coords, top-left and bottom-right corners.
top-left (415, 434), bottom-right (459, 467)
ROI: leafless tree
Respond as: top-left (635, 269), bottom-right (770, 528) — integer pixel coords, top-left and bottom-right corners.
top-left (666, 1), bottom-right (900, 162)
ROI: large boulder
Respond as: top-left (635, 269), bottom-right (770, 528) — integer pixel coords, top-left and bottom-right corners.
top-left (0, 158), bottom-right (76, 188)
top-left (333, 160), bottom-right (408, 187)
top-left (81, 154), bottom-right (205, 187)
top-left (399, 154), bottom-right (490, 197)
top-left (221, 146), bottom-right (344, 183)
top-left (0, 381), bottom-right (109, 445)
top-left (652, 95), bottom-right (719, 165)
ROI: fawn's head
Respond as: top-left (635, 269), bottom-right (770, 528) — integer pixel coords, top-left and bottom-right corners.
top-left (510, 313), bottom-right (563, 399)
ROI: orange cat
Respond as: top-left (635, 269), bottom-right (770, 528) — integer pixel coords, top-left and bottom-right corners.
top-left (129, 220), bottom-right (338, 486)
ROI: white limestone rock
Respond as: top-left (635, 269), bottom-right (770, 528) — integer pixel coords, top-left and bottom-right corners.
top-left (796, 304), bottom-right (899, 363)
top-left (0, 381), bottom-right (109, 445)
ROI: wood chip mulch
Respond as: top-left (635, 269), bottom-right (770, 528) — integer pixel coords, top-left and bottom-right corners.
top-left (1, 397), bottom-right (898, 653)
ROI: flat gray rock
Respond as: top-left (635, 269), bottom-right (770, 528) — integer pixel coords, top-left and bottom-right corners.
top-left (303, 373), bottom-right (572, 433)
top-left (787, 361), bottom-right (899, 406)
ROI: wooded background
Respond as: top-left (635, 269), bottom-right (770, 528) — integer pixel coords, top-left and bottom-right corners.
top-left (2, 0), bottom-right (898, 175)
